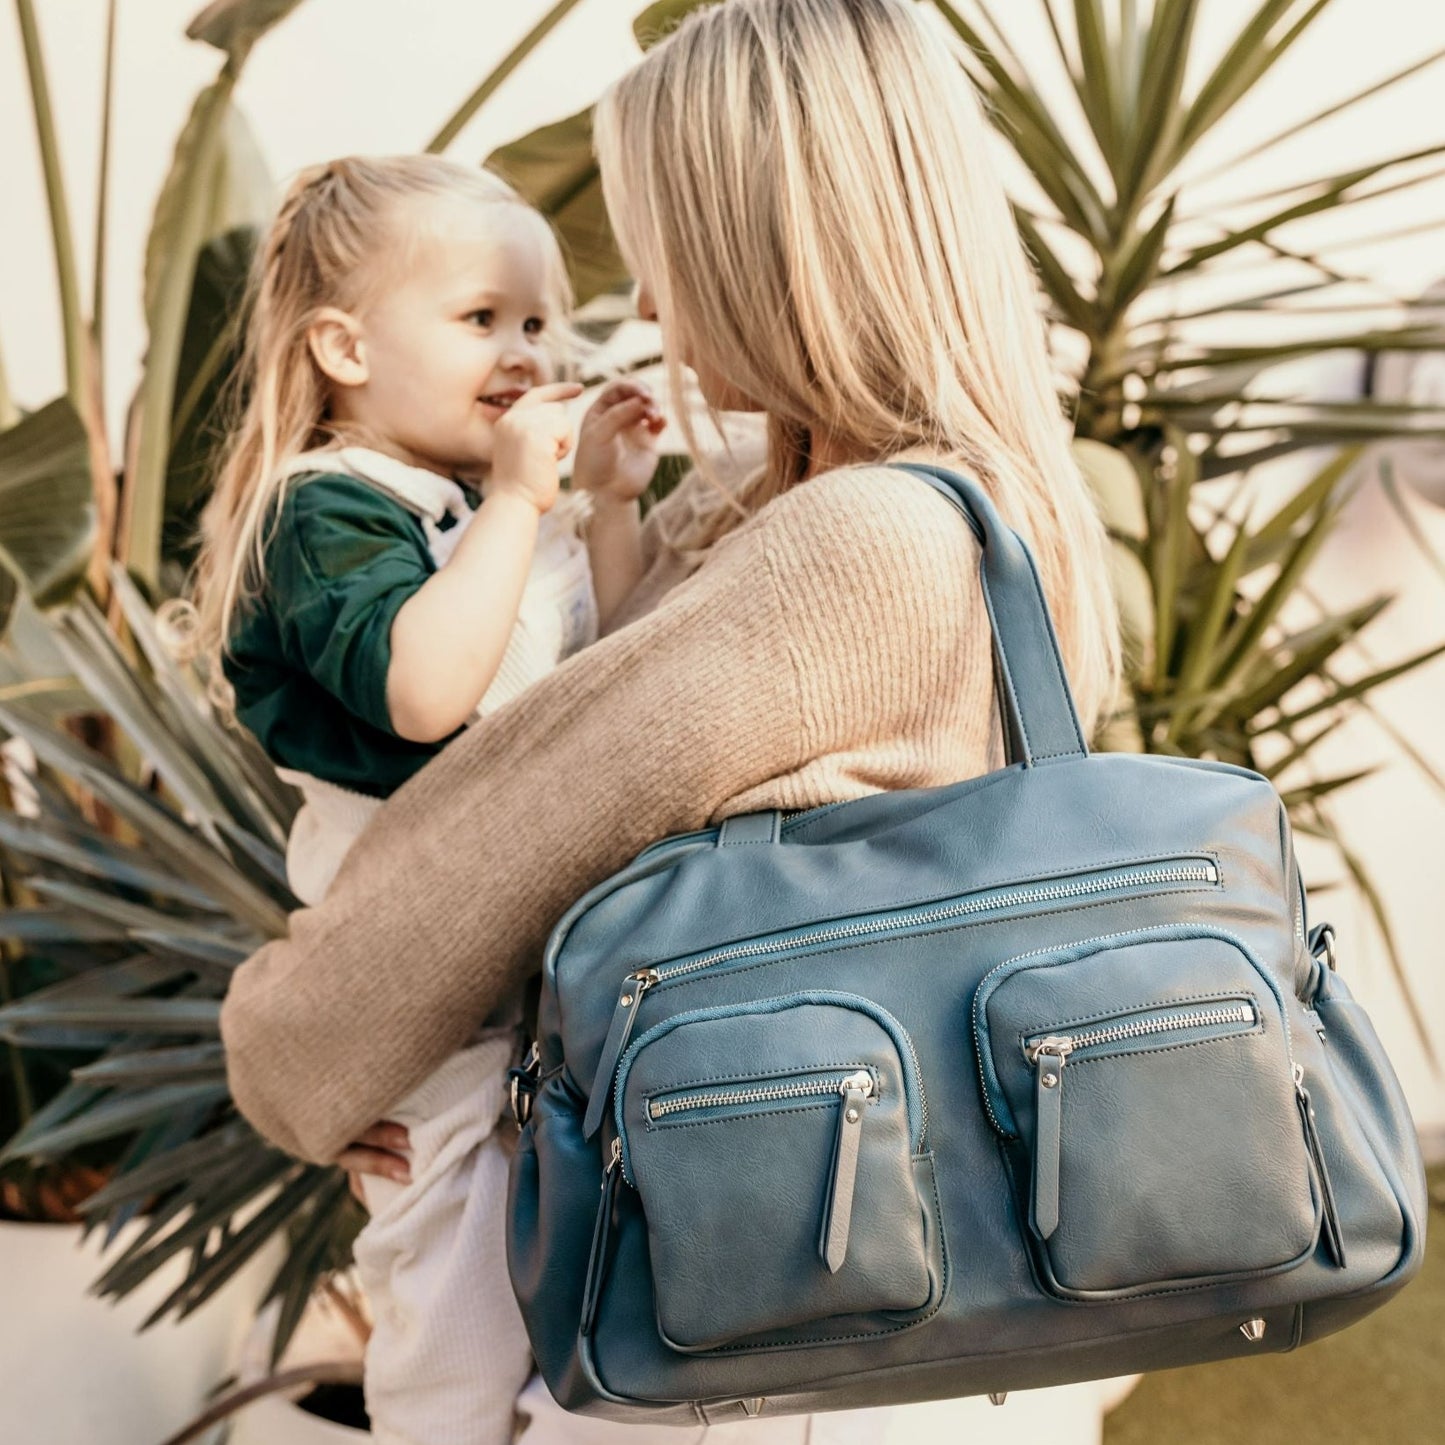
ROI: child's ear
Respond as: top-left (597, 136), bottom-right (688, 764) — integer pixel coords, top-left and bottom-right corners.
top-left (307, 308), bottom-right (368, 388)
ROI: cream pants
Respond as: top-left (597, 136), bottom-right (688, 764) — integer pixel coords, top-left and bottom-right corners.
top-left (355, 1031), bottom-right (532, 1445)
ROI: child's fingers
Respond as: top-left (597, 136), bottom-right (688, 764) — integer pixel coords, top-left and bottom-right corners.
top-left (589, 395), bottom-right (660, 438)
top-left (590, 379), bottom-right (655, 413)
top-left (515, 381), bottom-right (585, 408)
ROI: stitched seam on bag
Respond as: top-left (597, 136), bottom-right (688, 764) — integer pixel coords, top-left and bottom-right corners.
top-left (644, 1062), bottom-right (875, 1095)
top-left (580, 849), bottom-right (1222, 984)
top-left (1014, 989), bottom-right (1264, 1044)
top-left (1049, 1233), bottom-right (1319, 1301)
top-left (697, 1150), bottom-right (950, 1352)
top-left (658, 887), bottom-right (1220, 996)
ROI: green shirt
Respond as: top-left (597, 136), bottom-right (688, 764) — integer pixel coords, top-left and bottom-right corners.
top-left (224, 472), bottom-right (476, 798)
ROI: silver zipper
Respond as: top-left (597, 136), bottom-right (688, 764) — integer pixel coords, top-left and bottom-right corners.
top-left (588, 860), bottom-right (1214, 1143)
top-left (1025, 1001), bottom-right (1257, 1242)
top-left (973, 924), bottom-right (1292, 1141)
top-left (649, 1069), bottom-right (874, 1120)
top-left (1023, 1002), bottom-right (1255, 1063)
top-left (652, 861), bottom-right (1218, 987)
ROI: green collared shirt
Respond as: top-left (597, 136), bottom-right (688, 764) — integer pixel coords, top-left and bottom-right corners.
top-left (224, 472), bottom-right (476, 798)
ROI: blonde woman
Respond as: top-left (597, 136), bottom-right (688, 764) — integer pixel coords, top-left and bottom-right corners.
top-left (220, 0), bottom-right (1122, 1438)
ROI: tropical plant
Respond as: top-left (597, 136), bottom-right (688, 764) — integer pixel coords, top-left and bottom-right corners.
top-left (0, 579), bottom-right (363, 1359)
top-left (3, 0), bottom-right (1444, 1373)
top-left (924, 0), bottom-right (1445, 1047)
top-left (0, 0), bottom-right (669, 1365)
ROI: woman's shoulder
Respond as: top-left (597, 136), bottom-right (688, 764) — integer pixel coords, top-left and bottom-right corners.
top-left (751, 459), bottom-right (982, 573)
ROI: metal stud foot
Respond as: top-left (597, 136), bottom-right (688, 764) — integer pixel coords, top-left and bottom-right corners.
top-left (1239, 1318), bottom-right (1267, 1343)
top-left (739, 1398), bottom-right (766, 1417)
top-left (988, 1392), bottom-right (1009, 1406)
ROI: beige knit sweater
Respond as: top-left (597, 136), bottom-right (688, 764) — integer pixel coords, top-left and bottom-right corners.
top-left (221, 458), bottom-right (1013, 1163)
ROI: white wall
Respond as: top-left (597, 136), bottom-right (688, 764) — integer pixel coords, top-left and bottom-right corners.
top-left (2, 0), bottom-right (1444, 1135)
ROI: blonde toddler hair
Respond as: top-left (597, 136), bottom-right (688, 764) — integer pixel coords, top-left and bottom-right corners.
top-left (594, 0), bottom-right (1121, 737)
top-left (177, 154), bottom-right (577, 710)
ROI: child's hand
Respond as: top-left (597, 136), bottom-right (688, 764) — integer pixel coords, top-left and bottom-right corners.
top-left (488, 382), bottom-right (585, 513)
top-left (572, 380), bottom-right (666, 505)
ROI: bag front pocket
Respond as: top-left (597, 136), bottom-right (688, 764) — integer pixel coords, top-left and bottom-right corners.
top-left (974, 927), bottom-right (1328, 1299)
top-left (613, 991), bottom-right (943, 1351)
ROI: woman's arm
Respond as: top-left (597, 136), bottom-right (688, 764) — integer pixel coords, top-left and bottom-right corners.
top-left (220, 466), bottom-right (989, 1164)
top-left (221, 515), bottom-right (803, 1163)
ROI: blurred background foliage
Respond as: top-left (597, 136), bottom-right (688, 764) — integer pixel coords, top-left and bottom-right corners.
top-left (1, 0), bottom-right (1443, 1366)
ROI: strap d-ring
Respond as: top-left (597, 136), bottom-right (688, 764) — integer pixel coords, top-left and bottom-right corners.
top-left (508, 1041), bottom-right (540, 1127)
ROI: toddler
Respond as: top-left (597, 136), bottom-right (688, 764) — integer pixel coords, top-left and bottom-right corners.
top-left (185, 154), bottom-right (663, 1445)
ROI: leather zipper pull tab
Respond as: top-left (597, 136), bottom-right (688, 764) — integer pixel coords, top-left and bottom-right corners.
top-left (820, 1072), bottom-right (872, 1273)
top-left (1028, 1036), bottom-right (1072, 1241)
top-left (583, 971), bottom-right (656, 1139)
top-left (1295, 1064), bottom-right (1346, 1267)
top-left (581, 1139), bottom-right (623, 1335)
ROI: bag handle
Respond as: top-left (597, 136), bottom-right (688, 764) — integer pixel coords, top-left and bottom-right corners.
top-left (892, 464), bottom-right (1088, 766)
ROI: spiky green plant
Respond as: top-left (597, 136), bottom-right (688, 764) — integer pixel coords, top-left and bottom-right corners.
top-left (925, 0), bottom-right (1445, 1045)
top-left (3, 0), bottom-right (1444, 1352)
top-left (0, 576), bottom-right (368, 1359)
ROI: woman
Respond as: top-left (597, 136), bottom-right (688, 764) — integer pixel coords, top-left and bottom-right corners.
top-left (221, 0), bottom-right (1122, 1435)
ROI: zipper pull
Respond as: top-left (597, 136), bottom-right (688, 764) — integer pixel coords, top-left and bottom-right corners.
top-left (819, 1071), bottom-right (873, 1273)
top-left (581, 1139), bottom-right (623, 1336)
top-left (1026, 1035), bottom-right (1073, 1240)
top-left (583, 970), bottom-right (657, 1139)
top-left (1294, 1064), bottom-right (1346, 1268)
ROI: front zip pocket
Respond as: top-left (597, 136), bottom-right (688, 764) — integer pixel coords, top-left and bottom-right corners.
top-left (611, 992), bottom-right (943, 1351)
top-left (582, 854), bottom-right (1219, 1138)
top-left (1022, 999), bottom-right (1259, 1241)
top-left (974, 927), bottom-right (1325, 1298)
top-left (646, 1067), bottom-right (878, 1273)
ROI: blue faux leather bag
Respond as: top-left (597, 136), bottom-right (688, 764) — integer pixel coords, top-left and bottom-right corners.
top-left (506, 464), bottom-right (1426, 1425)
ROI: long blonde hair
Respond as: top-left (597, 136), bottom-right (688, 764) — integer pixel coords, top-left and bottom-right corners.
top-left (180, 154), bottom-right (576, 708)
top-left (594, 0), bottom-right (1121, 737)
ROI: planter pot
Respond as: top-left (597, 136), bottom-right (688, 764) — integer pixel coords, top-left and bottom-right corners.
top-left (0, 1216), bottom-right (279, 1444)
top-left (227, 1294), bottom-right (370, 1443)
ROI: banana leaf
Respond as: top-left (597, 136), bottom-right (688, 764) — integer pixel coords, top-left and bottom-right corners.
top-left (0, 399), bottom-right (95, 637)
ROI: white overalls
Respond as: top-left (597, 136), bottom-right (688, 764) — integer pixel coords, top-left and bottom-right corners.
top-left (275, 447), bottom-right (596, 1445)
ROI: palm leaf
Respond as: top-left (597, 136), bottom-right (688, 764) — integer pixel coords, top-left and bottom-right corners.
top-left (1173, 0), bottom-right (1331, 162)
top-left (0, 399), bottom-right (95, 635)
top-left (426, 0), bottom-right (586, 153)
top-left (1, 1081), bottom-right (228, 1162)
top-left (485, 107), bottom-right (628, 307)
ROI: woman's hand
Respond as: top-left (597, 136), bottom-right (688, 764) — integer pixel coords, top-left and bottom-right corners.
top-left (336, 1120), bottom-right (412, 1205)
top-left (488, 381), bottom-right (585, 514)
top-left (572, 380), bottom-right (666, 505)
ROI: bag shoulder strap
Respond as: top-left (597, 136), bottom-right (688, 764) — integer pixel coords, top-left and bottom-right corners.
top-left (892, 463), bottom-right (1088, 767)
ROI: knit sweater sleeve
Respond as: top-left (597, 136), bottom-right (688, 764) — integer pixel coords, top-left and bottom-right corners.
top-left (219, 465), bottom-right (986, 1162)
